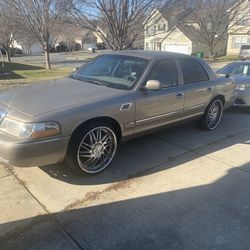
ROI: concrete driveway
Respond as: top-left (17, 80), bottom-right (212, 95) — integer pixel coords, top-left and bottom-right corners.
top-left (0, 108), bottom-right (250, 249)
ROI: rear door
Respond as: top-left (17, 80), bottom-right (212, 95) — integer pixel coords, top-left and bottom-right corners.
top-left (177, 58), bottom-right (213, 118)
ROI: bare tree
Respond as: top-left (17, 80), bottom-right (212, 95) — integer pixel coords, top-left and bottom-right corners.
top-left (0, 1), bottom-right (18, 62)
top-left (9, 0), bottom-right (72, 69)
top-left (58, 21), bottom-right (84, 51)
top-left (15, 25), bottom-right (38, 55)
top-left (72, 0), bottom-right (157, 50)
top-left (180, 0), bottom-right (247, 60)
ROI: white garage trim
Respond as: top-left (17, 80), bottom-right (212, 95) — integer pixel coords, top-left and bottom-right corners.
top-left (164, 44), bottom-right (191, 55)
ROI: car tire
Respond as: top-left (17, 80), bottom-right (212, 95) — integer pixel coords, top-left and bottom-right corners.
top-left (65, 121), bottom-right (118, 174)
top-left (198, 98), bottom-right (224, 131)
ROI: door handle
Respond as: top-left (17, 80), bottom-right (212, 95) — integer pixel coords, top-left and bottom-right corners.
top-left (176, 93), bottom-right (184, 98)
top-left (207, 87), bottom-right (212, 91)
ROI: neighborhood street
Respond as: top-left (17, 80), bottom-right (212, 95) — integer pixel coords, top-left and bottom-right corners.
top-left (1, 108), bottom-right (250, 249)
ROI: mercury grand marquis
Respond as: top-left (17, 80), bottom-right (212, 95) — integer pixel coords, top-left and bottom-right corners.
top-left (0, 51), bottom-right (236, 174)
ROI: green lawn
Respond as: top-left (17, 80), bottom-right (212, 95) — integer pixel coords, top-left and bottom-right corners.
top-left (215, 55), bottom-right (240, 62)
top-left (0, 62), bottom-right (73, 89)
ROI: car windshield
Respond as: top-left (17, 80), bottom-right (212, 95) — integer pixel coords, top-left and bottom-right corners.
top-left (218, 63), bottom-right (250, 76)
top-left (70, 54), bottom-right (148, 90)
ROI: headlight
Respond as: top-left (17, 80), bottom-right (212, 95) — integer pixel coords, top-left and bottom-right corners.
top-left (236, 85), bottom-right (247, 91)
top-left (0, 117), bottom-right (61, 139)
top-left (0, 109), bottom-right (6, 123)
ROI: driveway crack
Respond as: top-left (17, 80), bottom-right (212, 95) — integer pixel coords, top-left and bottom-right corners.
top-left (7, 166), bottom-right (91, 250)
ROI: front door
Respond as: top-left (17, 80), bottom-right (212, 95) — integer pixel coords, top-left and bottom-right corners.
top-left (134, 58), bottom-right (184, 133)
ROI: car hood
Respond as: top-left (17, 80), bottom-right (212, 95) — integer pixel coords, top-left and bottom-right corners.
top-left (0, 78), bottom-right (125, 117)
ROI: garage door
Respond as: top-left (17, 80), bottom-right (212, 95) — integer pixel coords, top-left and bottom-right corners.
top-left (164, 44), bottom-right (190, 55)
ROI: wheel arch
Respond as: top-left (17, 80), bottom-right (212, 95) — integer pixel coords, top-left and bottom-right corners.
top-left (70, 116), bottom-right (122, 143)
top-left (208, 94), bottom-right (225, 106)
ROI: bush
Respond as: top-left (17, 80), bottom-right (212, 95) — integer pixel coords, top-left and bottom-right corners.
top-left (56, 42), bottom-right (68, 52)
top-left (96, 43), bottom-right (106, 50)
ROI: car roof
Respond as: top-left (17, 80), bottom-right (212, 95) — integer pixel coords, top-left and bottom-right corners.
top-left (103, 50), bottom-right (196, 60)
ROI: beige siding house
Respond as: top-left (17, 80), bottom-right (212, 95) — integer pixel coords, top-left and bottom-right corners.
top-left (227, 0), bottom-right (250, 55)
top-left (144, 9), bottom-right (227, 58)
top-left (145, 10), bottom-right (192, 55)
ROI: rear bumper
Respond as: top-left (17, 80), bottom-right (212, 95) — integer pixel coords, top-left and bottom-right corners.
top-left (239, 55), bottom-right (250, 60)
top-left (0, 134), bottom-right (70, 167)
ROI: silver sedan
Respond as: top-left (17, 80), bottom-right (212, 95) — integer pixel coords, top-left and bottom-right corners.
top-left (218, 61), bottom-right (250, 106)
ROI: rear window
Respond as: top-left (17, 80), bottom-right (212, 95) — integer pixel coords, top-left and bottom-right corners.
top-left (241, 45), bottom-right (250, 50)
top-left (179, 58), bottom-right (209, 84)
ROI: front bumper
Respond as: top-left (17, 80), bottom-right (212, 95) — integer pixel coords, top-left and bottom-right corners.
top-left (0, 133), bottom-right (70, 167)
top-left (234, 89), bottom-right (250, 107)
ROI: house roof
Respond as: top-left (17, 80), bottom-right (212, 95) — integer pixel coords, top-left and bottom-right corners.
top-left (150, 37), bottom-right (163, 42)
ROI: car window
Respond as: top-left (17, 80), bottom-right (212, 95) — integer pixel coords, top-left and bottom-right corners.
top-left (71, 55), bottom-right (148, 90)
top-left (218, 63), bottom-right (237, 75)
top-left (219, 63), bottom-right (250, 76)
top-left (147, 59), bottom-right (179, 88)
top-left (179, 58), bottom-right (209, 84)
top-left (241, 45), bottom-right (250, 50)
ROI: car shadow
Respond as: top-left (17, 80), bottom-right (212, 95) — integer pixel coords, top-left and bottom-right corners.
top-left (39, 108), bottom-right (250, 186)
top-left (1, 166), bottom-right (250, 249)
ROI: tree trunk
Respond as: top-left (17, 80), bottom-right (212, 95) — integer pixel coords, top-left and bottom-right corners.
top-left (44, 49), bottom-right (51, 69)
top-left (208, 47), bottom-right (214, 61)
top-left (5, 48), bottom-right (11, 62)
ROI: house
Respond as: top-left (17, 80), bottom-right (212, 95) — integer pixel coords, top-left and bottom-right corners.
top-left (144, 9), bottom-right (227, 58)
top-left (75, 31), bottom-right (104, 50)
top-left (227, 0), bottom-right (250, 55)
top-left (12, 40), bottom-right (43, 54)
top-left (57, 27), bottom-right (106, 51)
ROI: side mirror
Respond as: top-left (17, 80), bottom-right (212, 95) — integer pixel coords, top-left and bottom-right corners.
top-left (225, 74), bottom-right (230, 78)
top-left (143, 80), bottom-right (161, 91)
top-left (73, 66), bottom-right (79, 72)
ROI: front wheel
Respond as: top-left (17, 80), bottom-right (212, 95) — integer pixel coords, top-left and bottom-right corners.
top-left (199, 98), bottom-right (224, 131)
top-left (65, 122), bottom-right (118, 174)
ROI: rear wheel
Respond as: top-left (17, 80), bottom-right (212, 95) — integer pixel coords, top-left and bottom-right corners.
top-left (199, 98), bottom-right (224, 131)
top-left (65, 122), bottom-right (118, 174)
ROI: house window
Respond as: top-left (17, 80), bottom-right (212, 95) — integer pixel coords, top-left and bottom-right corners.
top-left (236, 12), bottom-right (250, 26)
top-left (232, 36), bottom-right (248, 49)
top-left (146, 25), bottom-right (156, 36)
top-left (207, 22), bottom-right (212, 31)
top-left (158, 24), bottom-right (166, 31)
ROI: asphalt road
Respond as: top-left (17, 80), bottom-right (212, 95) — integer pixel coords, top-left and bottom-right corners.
top-left (12, 51), bottom-right (101, 69)
top-left (0, 107), bottom-right (250, 250)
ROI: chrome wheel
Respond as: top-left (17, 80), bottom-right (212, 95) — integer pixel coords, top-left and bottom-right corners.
top-left (206, 100), bottom-right (223, 130)
top-left (77, 126), bottom-right (117, 173)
